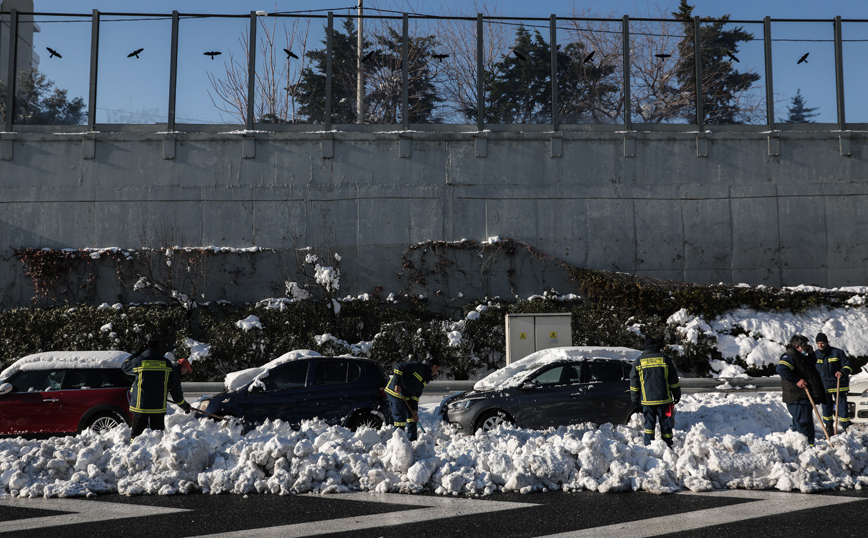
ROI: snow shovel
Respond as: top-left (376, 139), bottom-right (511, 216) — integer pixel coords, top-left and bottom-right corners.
top-left (835, 376), bottom-right (841, 435)
top-left (804, 386), bottom-right (833, 447)
top-left (402, 395), bottom-right (426, 434)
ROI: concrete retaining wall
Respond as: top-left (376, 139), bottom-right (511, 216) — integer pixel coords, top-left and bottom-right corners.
top-left (1, 127), bottom-right (866, 308)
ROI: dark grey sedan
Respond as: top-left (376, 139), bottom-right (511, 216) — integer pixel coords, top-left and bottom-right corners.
top-left (441, 347), bottom-right (642, 434)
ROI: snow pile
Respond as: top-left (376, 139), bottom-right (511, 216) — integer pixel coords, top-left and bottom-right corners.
top-left (223, 350), bottom-right (322, 392)
top-left (474, 347), bottom-right (640, 391)
top-left (668, 306), bottom-right (868, 377)
top-left (235, 315), bottom-right (263, 331)
top-left (2, 392), bottom-right (866, 499)
top-left (0, 351), bottom-right (131, 381)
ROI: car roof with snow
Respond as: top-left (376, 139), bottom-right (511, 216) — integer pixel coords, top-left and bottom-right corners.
top-left (223, 349), bottom-right (377, 392)
top-left (473, 346), bottom-right (641, 391)
top-left (0, 350), bottom-right (132, 381)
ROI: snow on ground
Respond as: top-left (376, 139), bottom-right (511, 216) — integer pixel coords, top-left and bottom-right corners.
top-left (2, 392), bottom-right (867, 499)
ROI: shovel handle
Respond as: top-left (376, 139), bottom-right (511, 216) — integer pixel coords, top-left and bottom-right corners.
top-left (804, 386), bottom-right (833, 446)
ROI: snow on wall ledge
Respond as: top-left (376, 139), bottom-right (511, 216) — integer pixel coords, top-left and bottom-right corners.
top-left (2, 130), bottom-right (868, 308)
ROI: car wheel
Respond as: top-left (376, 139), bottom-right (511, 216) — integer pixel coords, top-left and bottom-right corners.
top-left (348, 411), bottom-right (384, 431)
top-left (86, 412), bottom-right (125, 433)
top-left (475, 410), bottom-right (513, 432)
top-left (624, 404), bottom-right (642, 425)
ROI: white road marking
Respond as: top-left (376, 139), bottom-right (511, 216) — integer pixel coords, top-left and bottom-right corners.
top-left (538, 490), bottom-right (865, 538)
top-left (0, 497), bottom-right (191, 534)
top-left (187, 492), bottom-right (537, 538)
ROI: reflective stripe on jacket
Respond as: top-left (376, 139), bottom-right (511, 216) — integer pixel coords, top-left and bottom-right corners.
top-left (815, 345), bottom-right (851, 393)
top-left (122, 348), bottom-right (186, 414)
top-left (630, 351), bottom-right (681, 406)
top-left (384, 361), bottom-right (431, 401)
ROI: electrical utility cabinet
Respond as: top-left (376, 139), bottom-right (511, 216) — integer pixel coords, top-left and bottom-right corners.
top-left (504, 313), bottom-right (572, 365)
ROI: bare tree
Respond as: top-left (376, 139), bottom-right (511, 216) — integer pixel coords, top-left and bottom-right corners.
top-left (208, 16), bottom-right (311, 124)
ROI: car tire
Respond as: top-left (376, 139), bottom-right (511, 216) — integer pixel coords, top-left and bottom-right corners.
top-left (623, 403), bottom-right (642, 425)
top-left (475, 409), bottom-right (513, 432)
top-left (85, 411), bottom-right (126, 434)
top-left (347, 411), bottom-right (384, 431)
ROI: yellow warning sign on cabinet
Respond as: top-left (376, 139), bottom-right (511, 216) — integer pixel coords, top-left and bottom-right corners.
top-left (550, 331), bottom-right (558, 339)
top-left (519, 333), bottom-right (527, 340)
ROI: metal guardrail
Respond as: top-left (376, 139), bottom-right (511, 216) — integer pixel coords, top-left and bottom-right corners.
top-left (182, 377), bottom-right (782, 398)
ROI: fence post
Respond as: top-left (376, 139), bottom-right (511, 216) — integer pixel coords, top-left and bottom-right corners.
top-left (763, 16), bottom-right (774, 130)
top-left (476, 13), bottom-right (484, 131)
top-left (550, 14), bottom-right (558, 132)
top-left (87, 9), bottom-right (99, 131)
top-left (4, 8), bottom-right (19, 132)
top-left (325, 12), bottom-right (333, 130)
top-left (167, 10), bottom-right (179, 132)
top-left (834, 15), bottom-right (845, 130)
top-left (693, 15), bottom-right (704, 130)
top-left (402, 13), bottom-right (409, 130)
top-left (246, 11), bottom-right (257, 130)
top-left (622, 15), bottom-right (632, 130)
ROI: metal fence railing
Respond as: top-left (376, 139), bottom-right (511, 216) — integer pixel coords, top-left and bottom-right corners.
top-left (2, 9), bottom-right (865, 133)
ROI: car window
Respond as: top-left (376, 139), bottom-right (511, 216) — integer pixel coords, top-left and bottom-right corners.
top-left (64, 369), bottom-right (131, 389)
top-left (8, 370), bottom-right (64, 392)
top-left (264, 361), bottom-right (309, 390)
top-left (588, 362), bottom-right (627, 383)
top-left (314, 360), bottom-right (361, 386)
top-left (531, 365), bottom-right (580, 386)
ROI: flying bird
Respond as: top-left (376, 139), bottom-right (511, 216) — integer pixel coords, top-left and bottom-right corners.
top-left (127, 48), bottom-right (144, 59)
top-left (727, 53), bottom-right (739, 63)
top-left (361, 50), bottom-right (376, 63)
top-left (584, 50), bottom-right (595, 63)
top-left (654, 53), bottom-right (671, 59)
top-left (46, 47), bottom-right (62, 59)
top-left (432, 53), bottom-right (450, 62)
top-left (203, 51), bottom-right (222, 60)
top-left (797, 52), bottom-right (809, 64)
top-left (283, 48), bottom-right (299, 59)
top-left (510, 48), bottom-right (528, 62)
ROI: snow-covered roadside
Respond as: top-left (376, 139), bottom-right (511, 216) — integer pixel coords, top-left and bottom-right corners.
top-left (2, 392), bottom-right (866, 499)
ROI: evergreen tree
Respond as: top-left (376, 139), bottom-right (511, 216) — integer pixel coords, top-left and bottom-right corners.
top-left (782, 89), bottom-right (819, 123)
top-left (672, 0), bottom-right (760, 124)
top-left (479, 26), bottom-right (618, 124)
top-left (0, 68), bottom-right (86, 125)
top-left (295, 18), bottom-right (442, 124)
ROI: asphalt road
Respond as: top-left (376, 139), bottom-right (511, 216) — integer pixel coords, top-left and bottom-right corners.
top-left (2, 488), bottom-right (867, 538)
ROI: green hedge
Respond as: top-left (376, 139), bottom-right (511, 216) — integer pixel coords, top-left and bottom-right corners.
top-left (2, 271), bottom-right (866, 381)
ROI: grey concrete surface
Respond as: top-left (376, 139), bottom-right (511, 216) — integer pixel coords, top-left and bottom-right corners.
top-left (2, 128), bottom-right (867, 308)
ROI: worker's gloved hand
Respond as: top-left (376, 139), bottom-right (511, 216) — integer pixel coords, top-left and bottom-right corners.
top-left (180, 402), bottom-right (192, 414)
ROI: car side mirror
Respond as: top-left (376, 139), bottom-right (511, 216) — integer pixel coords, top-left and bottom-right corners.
top-left (520, 381), bottom-right (538, 390)
top-left (0, 382), bottom-right (11, 396)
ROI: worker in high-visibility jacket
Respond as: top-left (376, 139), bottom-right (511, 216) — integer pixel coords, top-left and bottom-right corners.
top-left (630, 338), bottom-right (681, 447)
top-left (122, 336), bottom-right (191, 438)
top-left (384, 360), bottom-right (439, 441)
top-left (814, 332), bottom-right (853, 433)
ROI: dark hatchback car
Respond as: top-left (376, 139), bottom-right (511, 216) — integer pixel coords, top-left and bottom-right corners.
top-left (195, 351), bottom-right (390, 431)
top-left (0, 351), bottom-right (134, 437)
top-left (442, 346), bottom-right (642, 434)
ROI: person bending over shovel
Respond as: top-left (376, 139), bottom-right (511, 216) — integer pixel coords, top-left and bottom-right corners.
top-left (384, 359), bottom-right (439, 441)
top-left (777, 334), bottom-right (826, 447)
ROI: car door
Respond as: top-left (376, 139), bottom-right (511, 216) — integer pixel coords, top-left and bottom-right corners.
top-left (0, 369), bottom-right (66, 434)
top-left (59, 369), bottom-right (133, 431)
top-left (241, 361), bottom-right (312, 427)
top-left (516, 363), bottom-right (587, 429)
top-left (307, 359), bottom-right (359, 425)
top-left (581, 361), bottom-right (634, 425)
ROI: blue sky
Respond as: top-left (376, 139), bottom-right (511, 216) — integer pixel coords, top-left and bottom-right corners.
top-left (20, 1), bottom-right (868, 124)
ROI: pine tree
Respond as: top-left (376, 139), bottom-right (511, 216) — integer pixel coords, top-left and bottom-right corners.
top-left (782, 89), bottom-right (819, 123)
top-left (672, 0), bottom-right (760, 124)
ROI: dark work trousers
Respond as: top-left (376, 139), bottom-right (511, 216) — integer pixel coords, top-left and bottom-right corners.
top-left (787, 401), bottom-right (816, 445)
top-left (642, 404), bottom-right (674, 447)
top-left (130, 412), bottom-right (165, 439)
top-left (387, 394), bottom-right (418, 441)
top-left (821, 392), bottom-right (850, 433)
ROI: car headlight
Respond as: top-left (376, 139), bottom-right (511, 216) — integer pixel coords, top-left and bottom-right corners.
top-left (449, 399), bottom-right (477, 412)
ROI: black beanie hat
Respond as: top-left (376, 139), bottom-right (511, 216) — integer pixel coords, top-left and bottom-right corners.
top-left (816, 332), bottom-right (828, 343)
top-left (644, 337), bottom-right (660, 351)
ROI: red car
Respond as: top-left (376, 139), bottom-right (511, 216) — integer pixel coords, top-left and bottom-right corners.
top-left (0, 351), bottom-right (134, 437)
